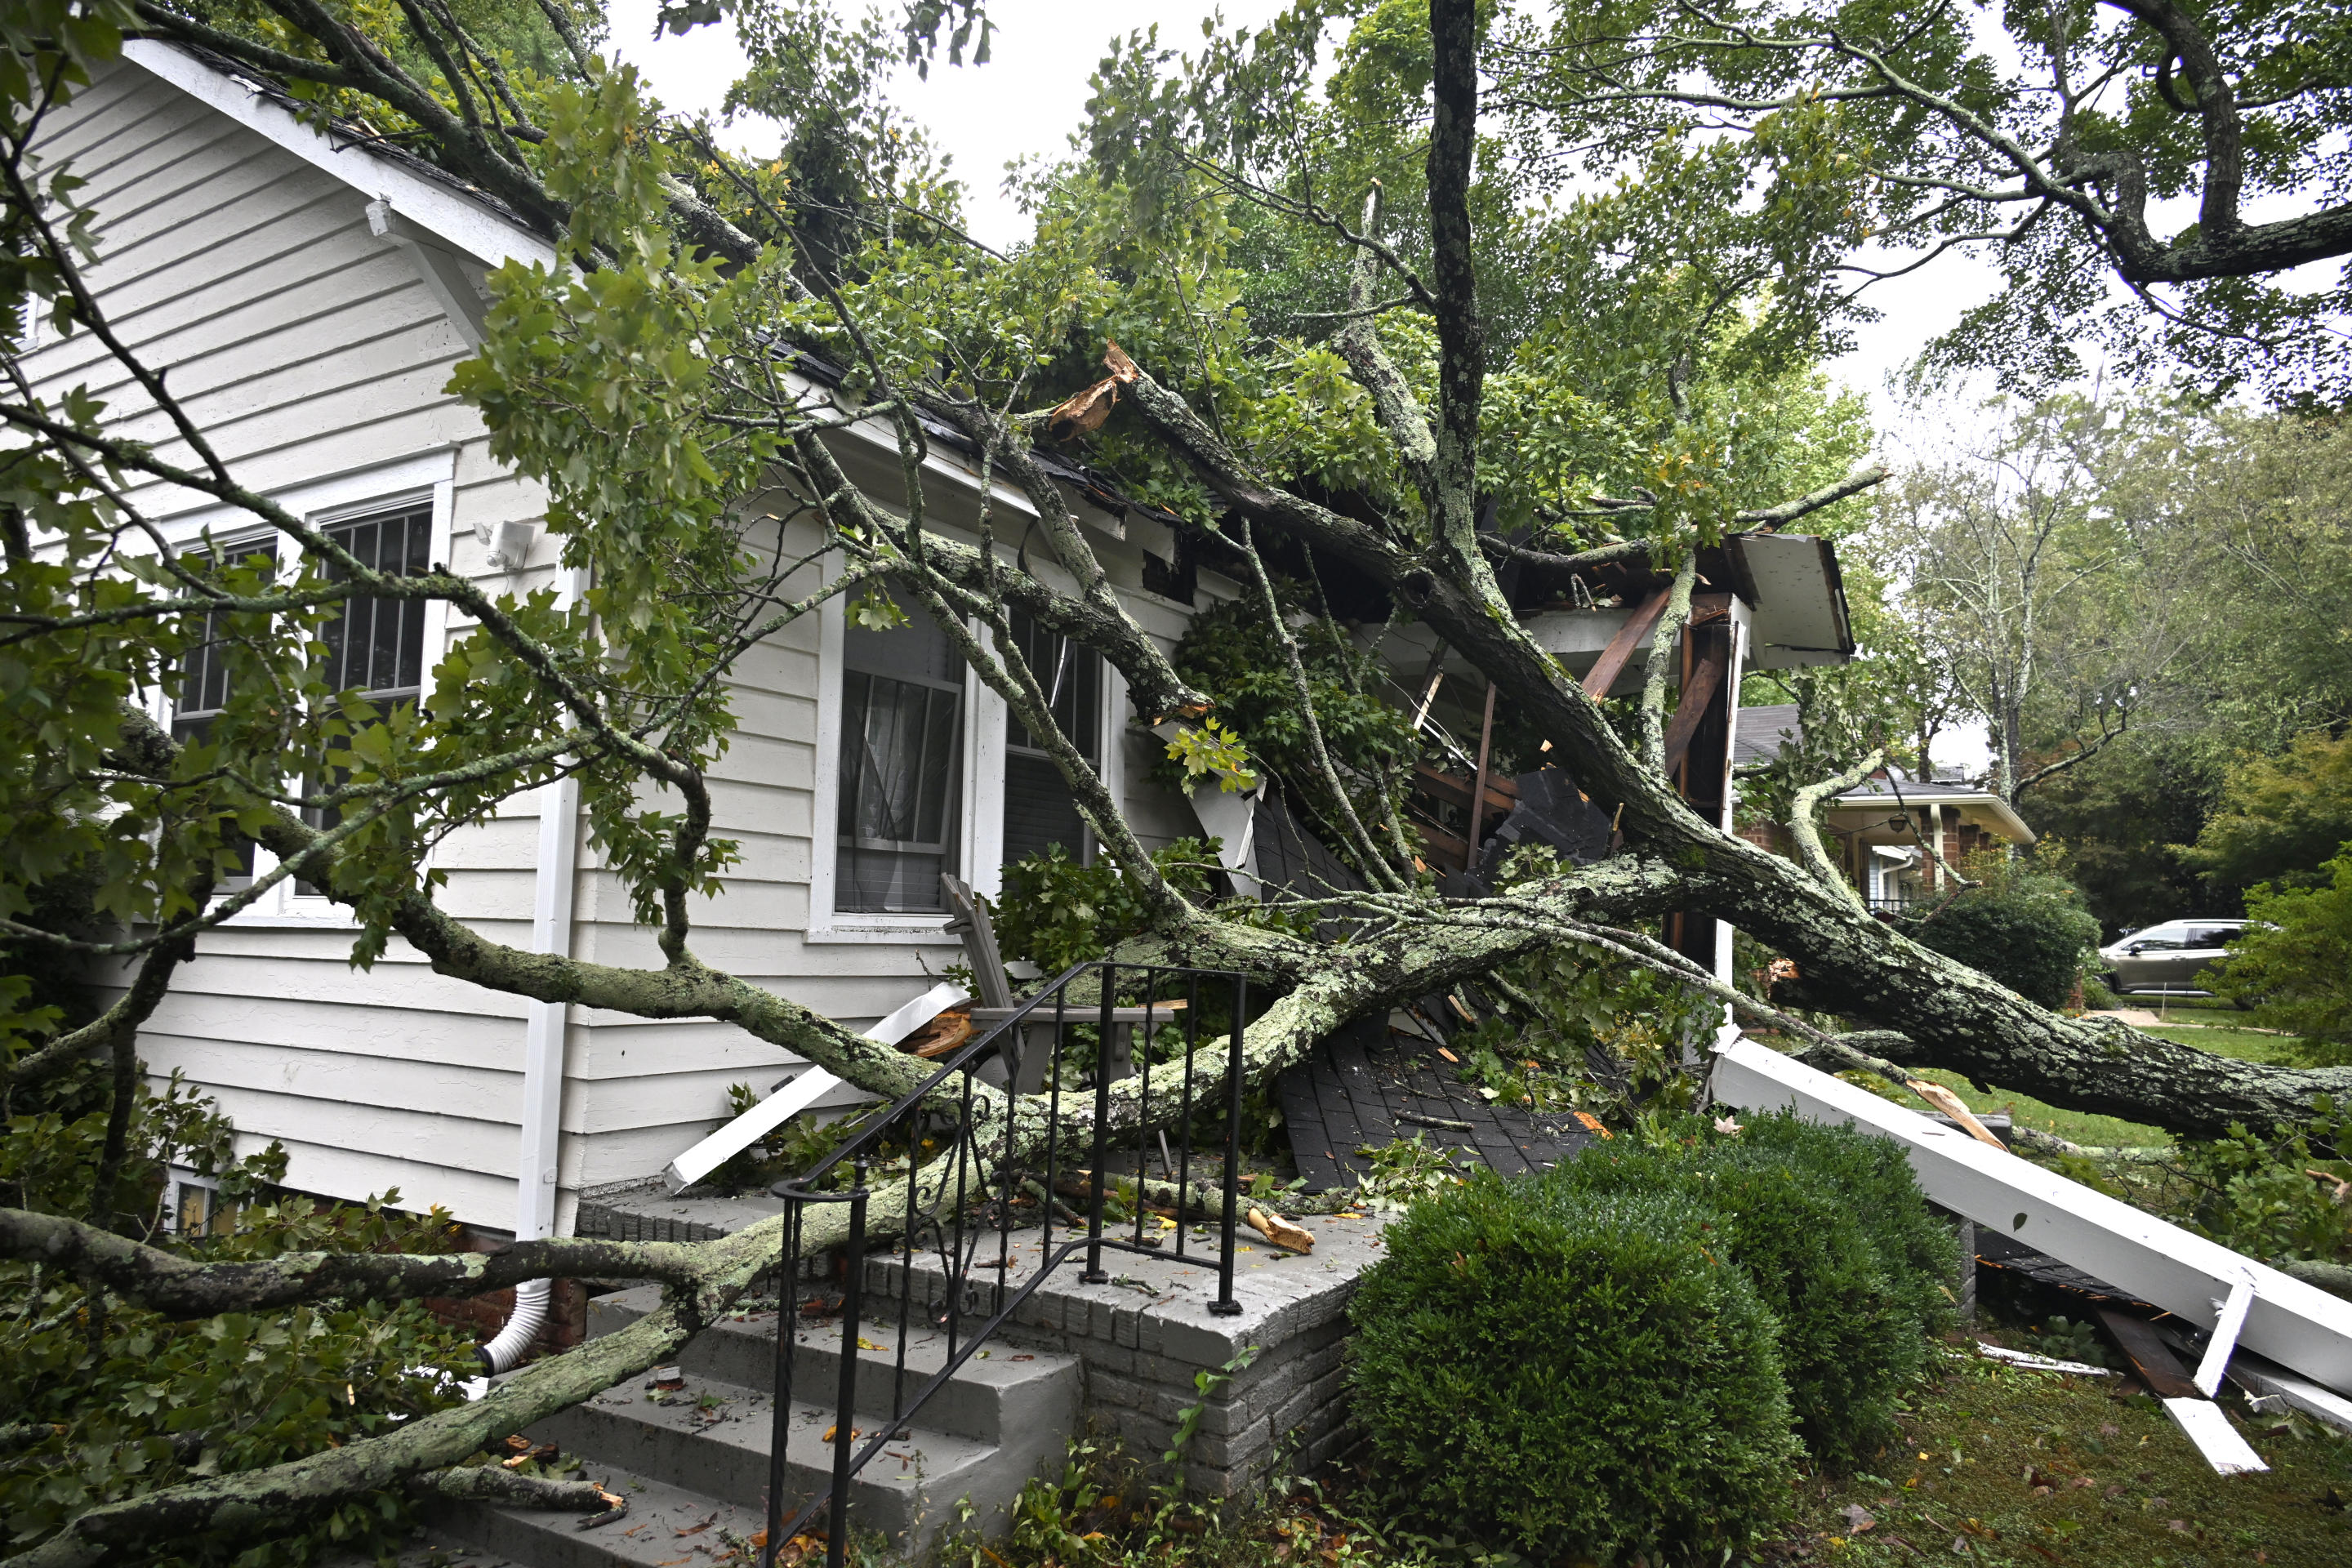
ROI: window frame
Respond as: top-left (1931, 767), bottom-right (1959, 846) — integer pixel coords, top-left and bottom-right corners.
top-left (806, 566), bottom-right (1135, 944)
top-left (807, 572), bottom-right (989, 944)
top-left (145, 451), bottom-right (458, 927)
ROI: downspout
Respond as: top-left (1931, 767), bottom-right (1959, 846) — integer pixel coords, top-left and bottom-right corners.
top-left (480, 559), bottom-right (586, 1374)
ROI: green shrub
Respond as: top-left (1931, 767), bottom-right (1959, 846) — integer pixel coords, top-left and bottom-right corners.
top-left (2209, 845), bottom-right (2352, 1063)
top-left (1348, 1177), bottom-right (1799, 1561)
top-left (1895, 870), bottom-right (2102, 1009)
top-left (1542, 1118), bottom-right (1949, 1468)
top-left (1732, 1111), bottom-right (1959, 1335)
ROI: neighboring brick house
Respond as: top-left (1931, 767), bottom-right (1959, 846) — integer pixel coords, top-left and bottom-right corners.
top-left (1732, 706), bottom-right (2034, 911)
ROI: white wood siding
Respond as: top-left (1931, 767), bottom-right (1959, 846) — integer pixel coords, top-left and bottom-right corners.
top-left (25, 57), bottom-right (563, 1229)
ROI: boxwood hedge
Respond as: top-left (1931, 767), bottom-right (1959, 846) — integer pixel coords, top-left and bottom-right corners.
top-left (1346, 1115), bottom-right (1955, 1559)
top-left (1348, 1179), bottom-right (1800, 1561)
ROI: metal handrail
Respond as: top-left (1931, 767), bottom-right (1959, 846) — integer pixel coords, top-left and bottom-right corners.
top-left (757, 961), bottom-right (1251, 1568)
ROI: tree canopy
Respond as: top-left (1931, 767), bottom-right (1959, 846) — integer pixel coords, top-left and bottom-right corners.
top-left (6, 2), bottom-right (2352, 1561)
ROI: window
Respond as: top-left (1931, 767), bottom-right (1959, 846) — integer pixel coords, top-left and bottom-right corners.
top-left (300, 506), bottom-right (434, 885)
top-left (1000, 606), bottom-right (1101, 867)
top-left (318, 504), bottom-right (434, 703)
top-left (171, 535), bottom-right (279, 889)
top-left (2189, 926), bottom-right (2243, 950)
top-left (835, 592), bottom-right (965, 914)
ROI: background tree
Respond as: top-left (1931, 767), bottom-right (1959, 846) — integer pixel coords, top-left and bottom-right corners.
top-left (1498, 0), bottom-right (2352, 403)
top-left (2002, 404), bottom-right (2352, 929)
top-left (1873, 394), bottom-right (2166, 805)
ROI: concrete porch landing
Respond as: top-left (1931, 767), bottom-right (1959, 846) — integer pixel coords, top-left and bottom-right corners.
top-left (576, 1180), bottom-right (1396, 1495)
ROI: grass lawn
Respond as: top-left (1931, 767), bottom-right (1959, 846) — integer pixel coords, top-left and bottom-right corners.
top-left (1784, 1337), bottom-right (2352, 1566)
top-left (2142, 1023), bottom-right (2310, 1067)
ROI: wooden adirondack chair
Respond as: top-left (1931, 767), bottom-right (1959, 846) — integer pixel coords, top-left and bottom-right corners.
top-left (939, 873), bottom-right (1183, 1094)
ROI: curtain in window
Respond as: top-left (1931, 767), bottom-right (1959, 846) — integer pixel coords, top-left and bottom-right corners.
top-left (836, 597), bottom-right (964, 913)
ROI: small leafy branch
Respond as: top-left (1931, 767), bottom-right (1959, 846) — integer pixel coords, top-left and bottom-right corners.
top-left (1165, 1343), bottom-right (1261, 1489)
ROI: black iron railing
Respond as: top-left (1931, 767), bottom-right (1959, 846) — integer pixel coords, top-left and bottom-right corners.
top-left (759, 961), bottom-right (1250, 1568)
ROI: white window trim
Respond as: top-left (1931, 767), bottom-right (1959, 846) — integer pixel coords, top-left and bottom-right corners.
top-left (805, 564), bottom-right (982, 946)
top-left (150, 450), bottom-right (461, 929)
top-left (162, 1166), bottom-right (220, 1236)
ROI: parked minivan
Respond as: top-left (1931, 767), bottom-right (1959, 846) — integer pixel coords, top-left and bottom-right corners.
top-left (2100, 920), bottom-right (2252, 994)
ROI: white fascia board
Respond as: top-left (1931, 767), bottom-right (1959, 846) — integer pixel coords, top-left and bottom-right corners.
top-left (122, 40), bottom-right (556, 272)
top-left (825, 403), bottom-right (1136, 545)
top-left (1711, 1036), bottom-right (2352, 1396)
top-left (1828, 789), bottom-right (2034, 847)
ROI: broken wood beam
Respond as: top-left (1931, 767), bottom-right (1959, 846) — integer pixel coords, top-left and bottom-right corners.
top-left (1409, 816), bottom-right (1472, 875)
top-left (2096, 1310), bottom-right (2201, 1398)
top-left (1469, 682), bottom-right (1499, 848)
top-left (1410, 763), bottom-right (1516, 816)
top-left (1659, 643), bottom-right (1728, 778)
top-left (1579, 585), bottom-right (1673, 698)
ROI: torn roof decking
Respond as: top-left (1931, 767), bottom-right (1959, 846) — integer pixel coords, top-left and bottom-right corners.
top-left (1383, 532), bottom-right (1858, 702)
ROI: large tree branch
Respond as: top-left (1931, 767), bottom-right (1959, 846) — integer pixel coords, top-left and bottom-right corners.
top-left (1423, 0), bottom-right (1494, 595)
top-left (1638, 553), bottom-right (1698, 775)
top-left (1329, 185), bottom-right (1439, 513)
top-left (1787, 748), bottom-right (1882, 909)
top-left (1480, 466), bottom-right (1891, 574)
top-left (1116, 346), bottom-right (2352, 1138)
top-left (0, 1209), bottom-right (709, 1316)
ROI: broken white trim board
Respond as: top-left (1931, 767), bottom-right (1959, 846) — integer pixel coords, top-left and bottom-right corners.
top-left (2162, 1398), bottom-right (2270, 1477)
top-left (2197, 1272), bottom-right (2257, 1396)
top-left (2225, 1349), bottom-right (2352, 1435)
top-left (662, 982), bottom-right (969, 1193)
top-left (1710, 1035), bottom-right (2352, 1398)
top-left (1975, 1343), bottom-right (2114, 1377)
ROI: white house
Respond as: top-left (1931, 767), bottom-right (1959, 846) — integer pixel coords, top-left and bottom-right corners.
top-left (26, 41), bottom-right (1218, 1244)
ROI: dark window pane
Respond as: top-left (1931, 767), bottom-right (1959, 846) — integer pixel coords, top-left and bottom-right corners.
top-left (302, 505), bottom-right (433, 889)
top-left (1003, 752), bottom-right (1088, 866)
top-left (1000, 607), bottom-right (1100, 870)
top-left (165, 713), bottom-right (260, 889)
top-left (171, 537), bottom-right (278, 892)
top-left (174, 536), bottom-right (279, 725)
top-left (1003, 607), bottom-right (1100, 758)
top-left (318, 505), bottom-right (431, 698)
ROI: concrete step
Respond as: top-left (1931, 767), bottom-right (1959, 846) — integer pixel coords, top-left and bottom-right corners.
top-left (523, 1369), bottom-right (995, 1541)
top-left (425, 1286), bottom-right (1082, 1566)
top-left (425, 1463), bottom-right (766, 1568)
top-left (586, 1284), bottom-right (1081, 1450)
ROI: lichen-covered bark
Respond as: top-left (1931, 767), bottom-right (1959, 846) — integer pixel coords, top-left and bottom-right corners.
top-left (1680, 841), bottom-right (2352, 1139)
top-left (0, 1210), bottom-right (707, 1318)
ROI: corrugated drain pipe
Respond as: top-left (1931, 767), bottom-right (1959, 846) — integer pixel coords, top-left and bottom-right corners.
top-left (479, 559), bottom-right (586, 1377)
